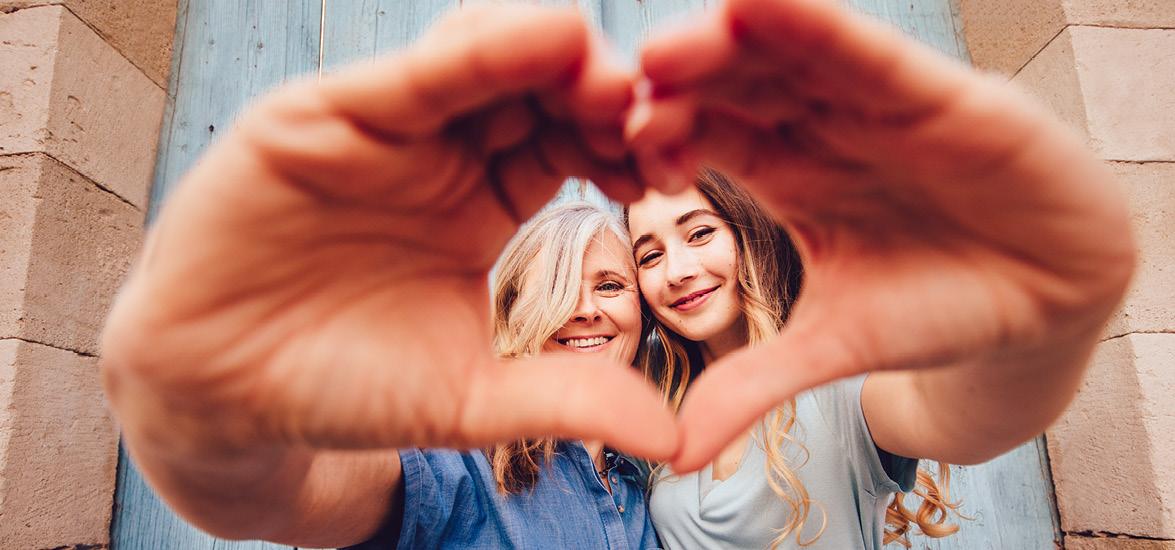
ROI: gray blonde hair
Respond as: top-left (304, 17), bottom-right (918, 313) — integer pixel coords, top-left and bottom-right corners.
top-left (488, 200), bottom-right (633, 492)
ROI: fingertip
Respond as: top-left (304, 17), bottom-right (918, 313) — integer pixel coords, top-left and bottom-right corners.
top-left (623, 100), bottom-right (655, 146)
top-left (565, 43), bottom-right (636, 125)
top-left (617, 409), bottom-right (680, 462)
top-left (624, 94), bottom-right (696, 156)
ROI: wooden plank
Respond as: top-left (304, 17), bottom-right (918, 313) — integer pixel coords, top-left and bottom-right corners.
top-left (114, 1), bottom-right (321, 549)
top-left (599, 0), bottom-right (706, 62)
top-left (903, 438), bottom-right (1062, 549)
top-left (147, 0), bottom-right (324, 219)
top-left (847, 0), bottom-right (971, 61)
top-left (320, 0), bottom-right (459, 71)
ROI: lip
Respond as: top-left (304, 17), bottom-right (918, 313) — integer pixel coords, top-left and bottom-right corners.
top-left (555, 334), bottom-right (616, 353)
top-left (669, 286), bottom-right (719, 312)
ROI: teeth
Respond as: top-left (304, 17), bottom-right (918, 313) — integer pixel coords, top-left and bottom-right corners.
top-left (565, 336), bottom-right (609, 348)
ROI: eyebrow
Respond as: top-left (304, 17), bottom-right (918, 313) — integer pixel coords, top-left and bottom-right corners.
top-left (632, 209), bottom-right (720, 252)
top-left (594, 269), bottom-right (631, 282)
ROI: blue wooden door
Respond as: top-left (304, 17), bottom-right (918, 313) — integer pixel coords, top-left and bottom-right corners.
top-left (113, 1), bottom-right (1061, 548)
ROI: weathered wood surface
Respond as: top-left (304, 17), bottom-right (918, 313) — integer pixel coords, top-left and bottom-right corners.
top-left (116, 1), bottom-right (1058, 548)
top-left (113, 0), bottom-right (320, 548)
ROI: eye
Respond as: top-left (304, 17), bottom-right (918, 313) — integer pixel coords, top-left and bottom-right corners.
top-left (637, 250), bottom-right (662, 268)
top-left (596, 281), bottom-right (626, 297)
top-left (688, 226), bottom-right (716, 243)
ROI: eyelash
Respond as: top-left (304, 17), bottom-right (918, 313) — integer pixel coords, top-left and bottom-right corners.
top-left (637, 226), bottom-right (717, 267)
top-left (689, 227), bottom-right (716, 242)
top-left (596, 281), bottom-right (625, 293)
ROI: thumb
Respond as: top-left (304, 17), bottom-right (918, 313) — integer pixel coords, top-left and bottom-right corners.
top-left (459, 355), bottom-right (679, 461)
top-left (672, 319), bottom-right (859, 472)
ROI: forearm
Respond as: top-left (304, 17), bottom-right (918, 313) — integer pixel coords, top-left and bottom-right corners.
top-left (867, 310), bottom-right (1111, 465)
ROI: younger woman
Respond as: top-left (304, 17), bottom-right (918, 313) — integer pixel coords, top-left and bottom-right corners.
top-left (627, 170), bottom-right (958, 549)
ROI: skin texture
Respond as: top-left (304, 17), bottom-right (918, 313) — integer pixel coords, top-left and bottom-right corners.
top-left (541, 233), bottom-right (642, 366)
top-left (627, 0), bottom-right (1135, 472)
top-left (98, 1), bottom-right (1135, 546)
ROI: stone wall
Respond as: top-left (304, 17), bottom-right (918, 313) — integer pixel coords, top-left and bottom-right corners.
top-left (960, 0), bottom-right (1175, 547)
top-left (0, 2), bottom-right (175, 548)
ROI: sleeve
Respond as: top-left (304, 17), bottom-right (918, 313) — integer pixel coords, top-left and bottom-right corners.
top-left (342, 448), bottom-right (474, 550)
top-left (812, 375), bottom-right (919, 496)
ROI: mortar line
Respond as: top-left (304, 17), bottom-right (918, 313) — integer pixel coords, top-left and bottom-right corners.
top-left (0, 336), bottom-right (97, 358)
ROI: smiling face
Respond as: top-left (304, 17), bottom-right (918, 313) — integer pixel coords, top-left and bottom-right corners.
top-left (628, 188), bottom-right (746, 353)
top-left (539, 232), bottom-right (642, 365)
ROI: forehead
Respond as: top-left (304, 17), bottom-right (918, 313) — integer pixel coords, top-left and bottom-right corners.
top-left (627, 187), bottom-right (712, 237)
top-left (584, 231), bottom-right (635, 273)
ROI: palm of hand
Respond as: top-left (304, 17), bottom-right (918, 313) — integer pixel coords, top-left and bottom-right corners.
top-left (102, 7), bottom-right (674, 459)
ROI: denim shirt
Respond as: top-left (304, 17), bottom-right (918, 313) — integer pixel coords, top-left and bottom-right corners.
top-left (345, 442), bottom-right (659, 550)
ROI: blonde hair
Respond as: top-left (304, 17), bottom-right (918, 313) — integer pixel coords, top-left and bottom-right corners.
top-left (631, 169), bottom-right (962, 548)
top-left (487, 201), bottom-right (633, 493)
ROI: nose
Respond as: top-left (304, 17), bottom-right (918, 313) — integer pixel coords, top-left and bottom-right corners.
top-left (664, 245), bottom-right (700, 287)
top-left (570, 287), bottom-right (602, 323)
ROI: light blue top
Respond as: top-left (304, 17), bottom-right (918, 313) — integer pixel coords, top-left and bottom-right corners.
top-left (650, 375), bottom-right (918, 549)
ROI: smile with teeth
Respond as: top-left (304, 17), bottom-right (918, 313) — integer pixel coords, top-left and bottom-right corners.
top-left (558, 335), bottom-right (614, 349)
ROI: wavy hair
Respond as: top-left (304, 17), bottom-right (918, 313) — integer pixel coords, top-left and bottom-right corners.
top-left (487, 200), bottom-right (633, 493)
top-left (629, 169), bottom-right (962, 548)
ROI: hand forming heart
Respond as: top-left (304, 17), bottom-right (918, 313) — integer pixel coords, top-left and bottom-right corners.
top-left (100, 0), bottom-right (1134, 479)
top-left (627, 0), bottom-right (1134, 470)
top-left (100, 5), bottom-right (675, 462)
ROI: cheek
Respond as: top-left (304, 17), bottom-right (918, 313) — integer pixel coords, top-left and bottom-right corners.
top-left (614, 295), bottom-right (642, 334)
top-left (637, 270), bottom-right (662, 307)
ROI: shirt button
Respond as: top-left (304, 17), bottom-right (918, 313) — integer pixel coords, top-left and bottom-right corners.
top-left (611, 476), bottom-right (619, 484)
top-left (618, 505), bottom-right (625, 513)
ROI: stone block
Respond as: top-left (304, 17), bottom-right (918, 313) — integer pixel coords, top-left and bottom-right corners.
top-left (958, 0), bottom-right (1068, 76)
top-left (1104, 162), bottom-right (1175, 339)
top-left (0, 339), bottom-right (119, 549)
top-left (1068, 536), bottom-right (1175, 549)
top-left (0, 153), bottom-right (144, 356)
top-left (0, 5), bottom-right (166, 208)
top-left (1008, 28), bottom-right (1090, 140)
top-left (1048, 333), bottom-right (1175, 539)
top-left (959, 0), bottom-right (1175, 75)
top-left (0, 0), bottom-right (178, 87)
top-left (1069, 27), bottom-right (1175, 162)
top-left (1062, 0), bottom-right (1175, 29)
top-left (1012, 27), bottom-right (1175, 162)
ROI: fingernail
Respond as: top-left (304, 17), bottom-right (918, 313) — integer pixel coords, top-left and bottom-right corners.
top-left (624, 100), bottom-right (654, 144)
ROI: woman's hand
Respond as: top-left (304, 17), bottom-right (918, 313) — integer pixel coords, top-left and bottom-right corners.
top-left (629, 0), bottom-right (1135, 471)
top-left (100, 5), bottom-right (676, 463)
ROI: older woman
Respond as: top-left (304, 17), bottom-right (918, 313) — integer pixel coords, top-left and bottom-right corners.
top-left (345, 201), bottom-right (657, 548)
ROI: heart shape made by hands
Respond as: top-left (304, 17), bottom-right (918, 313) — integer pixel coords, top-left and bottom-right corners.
top-left (100, 0), bottom-right (1133, 475)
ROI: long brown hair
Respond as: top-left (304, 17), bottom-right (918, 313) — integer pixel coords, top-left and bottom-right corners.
top-left (629, 168), bottom-right (962, 547)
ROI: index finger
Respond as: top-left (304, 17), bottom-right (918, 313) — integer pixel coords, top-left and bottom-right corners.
top-left (320, 5), bottom-right (591, 137)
